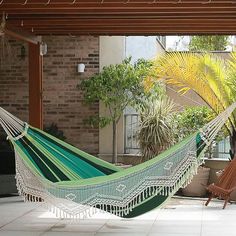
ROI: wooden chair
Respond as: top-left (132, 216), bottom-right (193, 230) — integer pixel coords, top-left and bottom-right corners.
top-left (205, 157), bottom-right (236, 209)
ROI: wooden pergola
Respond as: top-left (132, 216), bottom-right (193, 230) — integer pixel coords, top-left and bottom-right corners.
top-left (0, 0), bottom-right (236, 128)
top-left (1, 0), bottom-right (236, 35)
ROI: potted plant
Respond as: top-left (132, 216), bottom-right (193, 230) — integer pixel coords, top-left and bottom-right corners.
top-left (174, 106), bottom-right (216, 197)
top-left (137, 96), bottom-right (176, 161)
top-left (80, 57), bottom-right (153, 164)
top-left (44, 123), bottom-right (66, 141)
top-left (0, 131), bottom-right (15, 175)
top-left (181, 166), bottom-right (210, 197)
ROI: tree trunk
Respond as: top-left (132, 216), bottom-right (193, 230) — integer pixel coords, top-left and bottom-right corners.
top-left (230, 129), bottom-right (236, 159)
top-left (112, 120), bottom-right (118, 164)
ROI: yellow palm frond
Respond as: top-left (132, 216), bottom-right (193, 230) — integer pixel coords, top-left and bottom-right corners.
top-left (152, 52), bottom-right (236, 132)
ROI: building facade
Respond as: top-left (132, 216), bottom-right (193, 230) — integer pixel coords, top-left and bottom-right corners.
top-left (0, 35), bottom-right (230, 163)
top-left (98, 36), bottom-right (166, 162)
top-left (0, 36), bottom-right (100, 154)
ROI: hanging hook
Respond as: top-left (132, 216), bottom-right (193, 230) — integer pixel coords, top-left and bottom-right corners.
top-left (148, 0), bottom-right (156, 4)
top-left (2, 12), bottom-right (5, 26)
top-left (70, 0), bottom-right (76, 4)
top-left (202, 0), bottom-right (211, 4)
top-left (0, 0), bottom-right (4, 5)
top-left (45, 0), bottom-right (51, 5)
top-left (22, 0), bottom-right (28, 5)
top-left (0, 12), bottom-right (6, 33)
top-left (172, 0), bottom-right (182, 4)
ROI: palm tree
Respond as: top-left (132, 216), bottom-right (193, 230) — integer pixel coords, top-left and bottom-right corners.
top-left (153, 52), bottom-right (236, 159)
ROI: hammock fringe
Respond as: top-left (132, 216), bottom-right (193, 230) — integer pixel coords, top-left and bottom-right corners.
top-left (15, 150), bottom-right (203, 219)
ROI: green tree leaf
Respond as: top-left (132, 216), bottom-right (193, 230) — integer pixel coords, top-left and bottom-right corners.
top-left (79, 57), bottom-right (158, 163)
top-left (189, 36), bottom-right (229, 51)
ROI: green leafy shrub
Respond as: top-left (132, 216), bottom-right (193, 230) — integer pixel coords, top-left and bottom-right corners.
top-left (138, 96), bottom-right (176, 161)
top-left (44, 123), bottom-right (66, 141)
top-left (174, 106), bottom-right (215, 142)
top-left (79, 57), bottom-right (154, 163)
top-left (0, 131), bottom-right (13, 152)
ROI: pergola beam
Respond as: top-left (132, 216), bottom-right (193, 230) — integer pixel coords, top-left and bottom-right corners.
top-left (9, 18), bottom-right (236, 25)
top-left (1, 2), bottom-right (236, 10)
top-left (1, 0), bottom-right (236, 35)
top-left (28, 43), bottom-right (43, 129)
top-left (4, 26), bottom-right (40, 44)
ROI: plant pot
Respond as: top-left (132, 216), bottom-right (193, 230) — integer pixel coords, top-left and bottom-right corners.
top-left (182, 166), bottom-right (210, 197)
top-left (0, 151), bottom-right (17, 195)
top-left (0, 175), bottom-right (17, 195)
top-left (0, 151), bottom-right (15, 174)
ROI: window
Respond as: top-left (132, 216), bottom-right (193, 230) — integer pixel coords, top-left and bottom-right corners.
top-left (156, 36), bottom-right (166, 48)
top-left (124, 114), bottom-right (140, 154)
top-left (213, 136), bottom-right (231, 159)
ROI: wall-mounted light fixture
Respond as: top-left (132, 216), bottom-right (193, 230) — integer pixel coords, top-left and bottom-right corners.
top-left (77, 63), bottom-right (85, 73)
top-left (20, 45), bottom-right (26, 60)
top-left (40, 42), bottom-right (47, 56)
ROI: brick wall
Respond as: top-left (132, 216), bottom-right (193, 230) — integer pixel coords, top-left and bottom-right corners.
top-left (43, 36), bottom-right (99, 154)
top-left (0, 35), bottom-right (99, 154)
top-left (0, 37), bottom-right (29, 122)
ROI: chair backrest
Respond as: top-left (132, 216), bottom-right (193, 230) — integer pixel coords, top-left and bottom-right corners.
top-left (217, 157), bottom-right (236, 190)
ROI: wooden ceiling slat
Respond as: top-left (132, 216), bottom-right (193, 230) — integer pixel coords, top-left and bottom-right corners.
top-left (1, 1), bottom-right (236, 6)
top-left (2, 2), bottom-right (236, 13)
top-left (1, 0), bottom-right (236, 35)
top-left (25, 26), bottom-right (236, 30)
top-left (2, 8), bottom-right (236, 14)
top-left (7, 14), bottom-right (236, 19)
top-left (9, 19), bottom-right (236, 25)
top-left (34, 30), bottom-right (236, 35)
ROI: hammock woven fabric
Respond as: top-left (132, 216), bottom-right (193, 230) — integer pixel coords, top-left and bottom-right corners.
top-left (0, 103), bottom-right (235, 219)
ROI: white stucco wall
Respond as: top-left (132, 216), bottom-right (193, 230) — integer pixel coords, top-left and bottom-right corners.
top-left (99, 36), bottom-right (125, 157)
top-left (99, 36), bottom-right (166, 159)
top-left (99, 36), bottom-right (125, 69)
top-left (125, 36), bottom-right (165, 63)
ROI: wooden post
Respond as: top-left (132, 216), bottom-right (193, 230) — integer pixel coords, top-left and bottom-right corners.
top-left (28, 42), bottom-right (43, 129)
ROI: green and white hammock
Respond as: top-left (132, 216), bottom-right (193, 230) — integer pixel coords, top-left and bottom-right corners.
top-left (0, 103), bottom-right (235, 219)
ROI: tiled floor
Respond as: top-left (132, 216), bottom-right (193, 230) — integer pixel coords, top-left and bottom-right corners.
top-left (0, 195), bottom-right (235, 236)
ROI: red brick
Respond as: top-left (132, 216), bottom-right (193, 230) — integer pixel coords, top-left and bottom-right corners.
top-left (0, 35), bottom-right (99, 155)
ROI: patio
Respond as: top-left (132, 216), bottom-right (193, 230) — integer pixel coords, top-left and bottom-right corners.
top-left (1, 1), bottom-right (236, 236)
top-left (0, 195), bottom-right (235, 236)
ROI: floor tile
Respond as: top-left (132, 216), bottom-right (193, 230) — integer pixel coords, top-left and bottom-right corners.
top-left (148, 234), bottom-right (198, 236)
top-left (201, 224), bottom-right (236, 235)
top-left (41, 232), bottom-right (95, 236)
top-left (96, 233), bottom-right (147, 236)
top-left (0, 231), bottom-right (43, 236)
top-left (201, 233), bottom-right (236, 236)
top-left (149, 225), bottom-right (201, 235)
top-left (1, 222), bottom-right (53, 232)
top-left (50, 222), bottom-right (103, 233)
top-left (0, 195), bottom-right (235, 236)
top-left (98, 222), bottom-right (152, 233)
